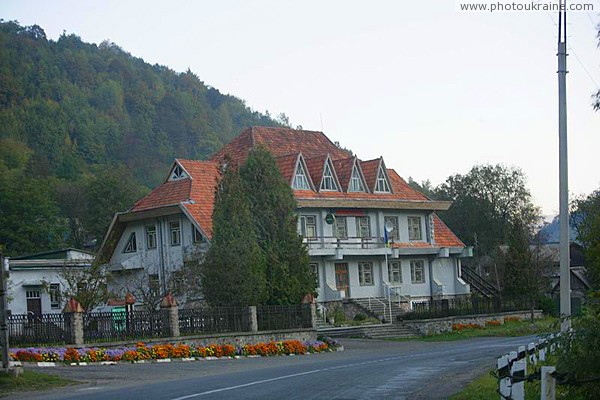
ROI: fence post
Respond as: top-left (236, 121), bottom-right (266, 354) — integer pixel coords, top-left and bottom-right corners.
top-left (160, 293), bottom-right (179, 338)
top-left (63, 298), bottom-right (84, 346)
top-left (510, 359), bottom-right (526, 400)
top-left (539, 339), bottom-right (547, 362)
top-left (497, 355), bottom-right (512, 399)
top-left (528, 342), bottom-right (537, 366)
top-left (248, 306), bottom-right (258, 332)
top-left (541, 366), bottom-right (556, 400)
top-left (310, 303), bottom-right (317, 329)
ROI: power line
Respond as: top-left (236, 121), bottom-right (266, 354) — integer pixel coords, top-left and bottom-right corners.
top-left (568, 45), bottom-right (600, 89)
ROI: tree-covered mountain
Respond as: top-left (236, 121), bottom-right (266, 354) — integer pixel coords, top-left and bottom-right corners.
top-left (0, 20), bottom-right (283, 256)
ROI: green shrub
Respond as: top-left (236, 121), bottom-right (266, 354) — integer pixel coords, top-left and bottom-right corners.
top-left (353, 313), bottom-right (367, 321)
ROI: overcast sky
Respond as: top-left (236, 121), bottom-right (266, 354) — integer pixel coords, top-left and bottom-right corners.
top-left (3, 0), bottom-right (599, 216)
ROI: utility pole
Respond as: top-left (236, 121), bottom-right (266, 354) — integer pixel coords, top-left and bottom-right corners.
top-left (0, 253), bottom-right (9, 369)
top-left (557, 0), bottom-right (571, 332)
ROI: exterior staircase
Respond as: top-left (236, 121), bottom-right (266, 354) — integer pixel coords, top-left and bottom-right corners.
top-left (460, 266), bottom-right (500, 299)
top-left (318, 323), bottom-right (419, 339)
top-left (351, 297), bottom-right (405, 322)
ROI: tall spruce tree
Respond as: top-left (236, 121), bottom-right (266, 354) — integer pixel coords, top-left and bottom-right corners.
top-left (240, 147), bottom-right (315, 304)
top-left (200, 164), bottom-right (267, 306)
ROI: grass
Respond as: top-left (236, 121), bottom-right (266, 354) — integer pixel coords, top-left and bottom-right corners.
top-left (0, 370), bottom-right (77, 396)
top-left (416, 317), bottom-right (559, 342)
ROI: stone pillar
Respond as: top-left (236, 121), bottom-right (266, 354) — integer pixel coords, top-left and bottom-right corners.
top-left (63, 298), bottom-right (84, 346)
top-left (160, 293), bottom-right (179, 338)
top-left (248, 306), bottom-right (258, 332)
top-left (310, 303), bottom-right (317, 329)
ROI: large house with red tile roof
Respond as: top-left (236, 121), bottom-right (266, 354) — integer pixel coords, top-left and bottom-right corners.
top-left (98, 127), bottom-right (471, 311)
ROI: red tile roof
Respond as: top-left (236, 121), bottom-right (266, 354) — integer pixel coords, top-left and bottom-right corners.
top-left (132, 179), bottom-right (191, 211)
top-left (360, 158), bottom-right (380, 192)
top-left (333, 157), bottom-right (355, 192)
top-left (305, 155), bottom-right (327, 190)
top-left (210, 126), bottom-right (351, 165)
top-left (433, 214), bottom-right (465, 247)
top-left (275, 154), bottom-right (301, 185)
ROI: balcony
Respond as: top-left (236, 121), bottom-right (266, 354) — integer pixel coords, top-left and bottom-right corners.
top-left (302, 236), bottom-right (452, 258)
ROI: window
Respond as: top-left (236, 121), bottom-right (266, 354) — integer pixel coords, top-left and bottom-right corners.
top-left (123, 232), bottom-right (137, 253)
top-left (193, 227), bottom-right (204, 243)
top-left (170, 164), bottom-right (188, 181)
top-left (310, 263), bottom-right (320, 287)
top-left (320, 161), bottom-right (338, 191)
top-left (146, 225), bottom-right (157, 249)
top-left (292, 159), bottom-right (310, 190)
top-left (335, 216), bottom-right (347, 239)
top-left (388, 261), bottom-right (402, 284)
top-left (358, 262), bottom-right (373, 286)
top-left (49, 284), bottom-right (61, 309)
top-left (349, 164), bottom-right (365, 192)
top-left (410, 260), bottom-right (425, 284)
top-left (300, 215), bottom-right (317, 239)
top-left (149, 274), bottom-right (160, 297)
top-left (355, 216), bottom-right (370, 238)
top-left (375, 165), bottom-right (391, 193)
top-left (170, 221), bottom-right (181, 246)
top-left (408, 216), bottom-right (422, 240)
top-left (26, 290), bottom-right (41, 299)
top-left (384, 216), bottom-right (399, 240)
top-left (170, 271), bottom-right (184, 294)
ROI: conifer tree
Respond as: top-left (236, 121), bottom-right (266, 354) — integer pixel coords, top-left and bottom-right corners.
top-left (200, 163), bottom-right (267, 306)
top-left (240, 147), bottom-right (315, 304)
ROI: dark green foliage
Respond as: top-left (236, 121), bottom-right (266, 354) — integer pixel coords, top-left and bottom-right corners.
top-left (571, 189), bottom-right (600, 288)
top-left (200, 165), bottom-right (268, 306)
top-left (239, 147), bottom-right (315, 304)
top-left (0, 20), bottom-right (281, 255)
top-left (436, 164), bottom-right (540, 257)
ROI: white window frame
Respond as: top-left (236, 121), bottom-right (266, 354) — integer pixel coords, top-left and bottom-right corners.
top-left (349, 164), bottom-right (365, 192)
top-left (320, 161), bottom-right (338, 191)
top-left (408, 216), bottom-right (422, 241)
top-left (384, 216), bottom-right (399, 241)
top-left (300, 215), bottom-right (317, 239)
top-left (355, 216), bottom-right (371, 238)
top-left (375, 165), bottom-right (391, 193)
top-left (170, 164), bottom-right (187, 181)
top-left (358, 262), bottom-right (374, 286)
top-left (292, 159), bottom-right (310, 190)
top-left (146, 225), bottom-right (157, 249)
top-left (26, 290), bottom-right (41, 299)
top-left (335, 216), bottom-right (347, 239)
top-left (170, 221), bottom-right (181, 246)
top-left (123, 232), bottom-right (137, 253)
top-left (49, 283), bottom-right (61, 309)
top-left (410, 260), bottom-right (425, 284)
top-left (388, 261), bottom-right (402, 284)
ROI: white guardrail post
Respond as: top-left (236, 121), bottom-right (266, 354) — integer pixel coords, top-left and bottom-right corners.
top-left (541, 366), bottom-right (556, 400)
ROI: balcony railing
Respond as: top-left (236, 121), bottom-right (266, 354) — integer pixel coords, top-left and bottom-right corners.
top-left (303, 236), bottom-right (387, 250)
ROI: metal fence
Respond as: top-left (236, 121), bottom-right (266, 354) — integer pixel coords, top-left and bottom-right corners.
top-left (256, 304), bottom-right (312, 331)
top-left (403, 297), bottom-right (530, 320)
top-left (83, 309), bottom-right (167, 343)
top-left (179, 306), bottom-right (250, 336)
top-left (8, 313), bottom-right (67, 346)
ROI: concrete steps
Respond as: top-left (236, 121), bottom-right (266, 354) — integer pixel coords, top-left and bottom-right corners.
top-left (317, 323), bottom-right (419, 339)
top-left (351, 298), bottom-right (405, 322)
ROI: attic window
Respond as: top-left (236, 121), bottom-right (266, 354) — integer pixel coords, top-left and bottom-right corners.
top-left (170, 164), bottom-right (188, 181)
top-left (123, 232), bottom-right (137, 253)
top-left (375, 165), bottom-right (391, 193)
top-left (292, 159), bottom-right (310, 190)
top-left (320, 161), bottom-right (338, 191)
top-left (349, 164), bottom-right (365, 192)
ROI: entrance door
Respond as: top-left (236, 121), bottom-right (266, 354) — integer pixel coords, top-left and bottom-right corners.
top-left (335, 263), bottom-right (349, 298)
top-left (26, 290), bottom-right (42, 317)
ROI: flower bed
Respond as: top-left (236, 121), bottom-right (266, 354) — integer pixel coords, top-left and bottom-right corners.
top-left (451, 323), bottom-right (484, 332)
top-left (10, 337), bottom-right (341, 364)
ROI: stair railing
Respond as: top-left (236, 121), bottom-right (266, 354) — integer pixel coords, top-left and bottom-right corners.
top-left (367, 295), bottom-right (391, 324)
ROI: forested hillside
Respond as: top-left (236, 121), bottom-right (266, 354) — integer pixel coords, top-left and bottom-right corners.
top-left (0, 20), bottom-right (282, 256)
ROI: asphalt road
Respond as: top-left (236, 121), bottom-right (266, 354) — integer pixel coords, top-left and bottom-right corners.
top-left (13, 335), bottom-right (538, 400)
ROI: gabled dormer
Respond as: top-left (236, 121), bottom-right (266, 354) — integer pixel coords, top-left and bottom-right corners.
top-left (167, 160), bottom-right (191, 182)
top-left (319, 155), bottom-right (341, 192)
top-left (374, 159), bottom-right (392, 193)
top-left (291, 154), bottom-right (314, 191)
top-left (348, 157), bottom-right (368, 193)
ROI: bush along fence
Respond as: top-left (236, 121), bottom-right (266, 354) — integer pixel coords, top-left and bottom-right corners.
top-left (9, 337), bottom-right (341, 365)
top-left (7, 295), bottom-right (316, 347)
top-left (403, 296), bottom-right (534, 320)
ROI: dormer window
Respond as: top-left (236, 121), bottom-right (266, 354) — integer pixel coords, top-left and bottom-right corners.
top-left (292, 159), bottom-right (310, 190)
top-left (349, 164), bottom-right (365, 192)
top-left (320, 161), bottom-right (338, 191)
top-left (375, 165), bottom-right (391, 193)
top-left (123, 232), bottom-right (137, 253)
top-left (169, 164), bottom-right (188, 181)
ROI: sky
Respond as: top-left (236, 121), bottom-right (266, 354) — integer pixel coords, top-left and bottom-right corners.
top-left (2, 0), bottom-right (599, 216)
